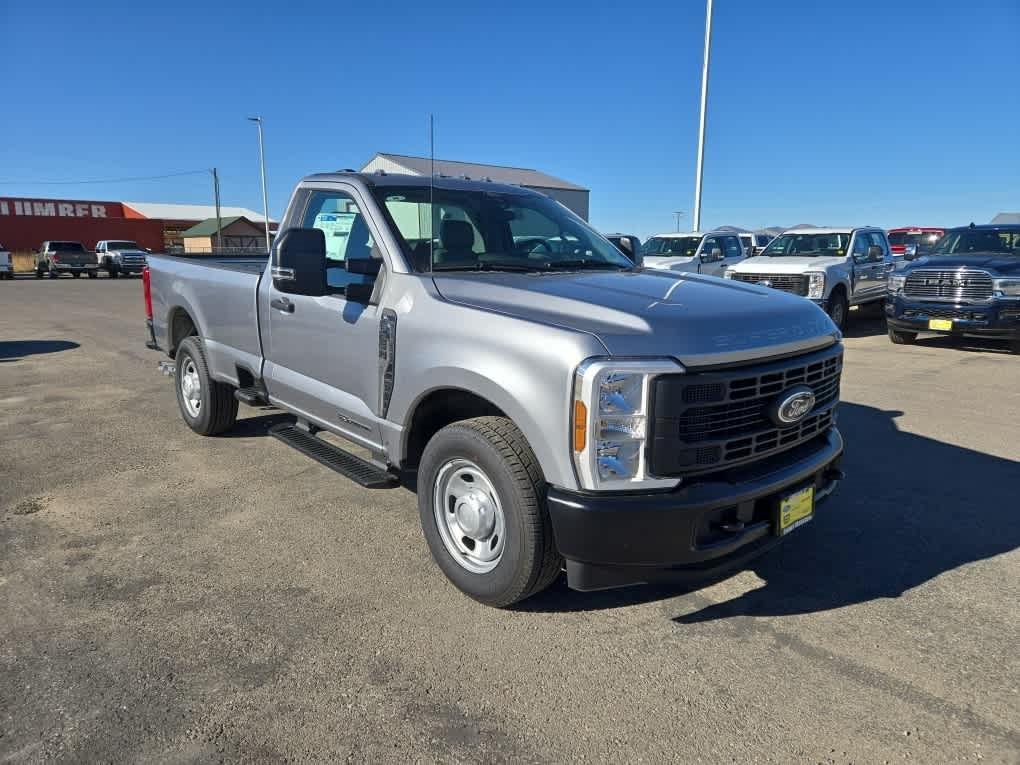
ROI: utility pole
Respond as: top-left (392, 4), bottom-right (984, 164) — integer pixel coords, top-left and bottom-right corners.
top-left (247, 116), bottom-right (271, 254)
top-left (693, 0), bottom-right (714, 232)
top-left (674, 210), bottom-right (685, 232)
top-left (211, 168), bottom-right (223, 251)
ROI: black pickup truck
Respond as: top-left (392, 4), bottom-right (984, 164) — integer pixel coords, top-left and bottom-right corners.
top-left (886, 224), bottom-right (1020, 353)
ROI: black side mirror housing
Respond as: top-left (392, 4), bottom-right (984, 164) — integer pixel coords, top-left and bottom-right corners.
top-left (903, 243), bottom-right (918, 260)
top-left (867, 244), bottom-right (884, 262)
top-left (274, 228), bottom-right (326, 296)
top-left (345, 258), bottom-right (382, 276)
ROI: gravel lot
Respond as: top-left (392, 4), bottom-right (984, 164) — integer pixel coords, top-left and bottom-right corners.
top-left (2, 277), bottom-right (1018, 763)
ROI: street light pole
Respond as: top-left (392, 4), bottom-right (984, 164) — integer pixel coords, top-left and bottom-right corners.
top-left (674, 210), bottom-right (685, 232)
top-left (247, 116), bottom-right (271, 254)
top-left (693, 0), bottom-right (714, 232)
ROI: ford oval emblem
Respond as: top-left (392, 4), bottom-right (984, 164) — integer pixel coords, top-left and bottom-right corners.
top-left (768, 385), bottom-right (816, 426)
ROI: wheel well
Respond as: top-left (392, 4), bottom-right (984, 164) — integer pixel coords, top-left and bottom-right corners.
top-left (168, 307), bottom-right (197, 358)
top-left (403, 389), bottom-right (506, 469)
top-left (830, 283), bottom-right (847, 300)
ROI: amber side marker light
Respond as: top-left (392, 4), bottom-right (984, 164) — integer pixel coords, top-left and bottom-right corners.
top-left (573, 400), bottom-right (587, 452)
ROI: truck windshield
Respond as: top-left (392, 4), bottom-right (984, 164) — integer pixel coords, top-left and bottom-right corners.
top-left (761, 232), bottom-right (850, 257)
top-left (49, 242), bottom-right (86, 253)
top-left (930, 229), bottom-right (1020, 256)
top-left (373, 185), bottom-right (632, 273)
top-left (106, 241), bottom-right (140, 250)
top-left (641, 236), bottom-right (702, 256)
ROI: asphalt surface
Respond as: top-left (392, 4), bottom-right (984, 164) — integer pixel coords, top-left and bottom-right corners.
top-left (2, 277), bottom-right (1018, 764)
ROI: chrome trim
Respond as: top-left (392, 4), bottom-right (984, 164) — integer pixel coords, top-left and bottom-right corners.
top-left (271, 266), bottom-right (295, 281)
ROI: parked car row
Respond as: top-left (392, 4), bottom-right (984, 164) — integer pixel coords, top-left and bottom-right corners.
top-left (601, 224), bottom-right (1020, 353)
top-left (0, 240), bottom-right (150, 279)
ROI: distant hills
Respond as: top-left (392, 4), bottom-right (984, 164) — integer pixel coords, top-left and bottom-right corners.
top-left (715, 224), bottom-right (820, 236)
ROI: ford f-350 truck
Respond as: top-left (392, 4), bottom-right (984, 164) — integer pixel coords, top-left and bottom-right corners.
top-left (144, 172), bottom-right (845, 607)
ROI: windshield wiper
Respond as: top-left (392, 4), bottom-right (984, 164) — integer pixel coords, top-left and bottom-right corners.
top-left (538, 259), bottom-right (629, 271)
top-left (430, 261), bottom-right (544, 273)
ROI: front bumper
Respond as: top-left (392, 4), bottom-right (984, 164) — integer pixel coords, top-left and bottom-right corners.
top-left (53, 263), bottom-right (98, 271)
top-left (886, 295), bottom-right (1020, 340)
top-left (547, 428), bottom-right (844, 591)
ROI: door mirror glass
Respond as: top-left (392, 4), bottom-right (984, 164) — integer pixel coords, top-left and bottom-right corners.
top-left (274, 227), bottom-right (326, 296)
top-left (702, 247), bottom-right (723, 262)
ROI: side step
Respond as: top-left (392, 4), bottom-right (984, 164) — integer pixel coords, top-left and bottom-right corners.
top-left (235, 385), bottom-right (269, 406)
top-left (268, 423), bottom-right (398, 489)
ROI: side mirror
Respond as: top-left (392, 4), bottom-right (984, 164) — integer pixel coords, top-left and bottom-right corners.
top-left (344, 282), bottom-right (375, 303)
top-left (345, 258), bottom-right (382, 276)
top-left (702, 247), bottom-right (723, 262)
top-left (867, 245), bottom-right (884, 262)
top-left (274, 227), bottom-right (326, 296)
top-left (903, 243), bottom-right (918, 260)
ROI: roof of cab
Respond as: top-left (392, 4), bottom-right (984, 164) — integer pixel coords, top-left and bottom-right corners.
top-left (300, 170), bottom-right (541, 197)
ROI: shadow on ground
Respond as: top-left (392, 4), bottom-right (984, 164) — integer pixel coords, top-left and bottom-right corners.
top-left (519, 401), bottom-right (1020, 616)
top-left (0, 339), bottom-right (80, 362)
top-left (219, 411), bottom-right (293, 438)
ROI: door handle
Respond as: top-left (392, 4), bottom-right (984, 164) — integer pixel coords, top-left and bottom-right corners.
top-left (271, 297), bottom-right (294, 313)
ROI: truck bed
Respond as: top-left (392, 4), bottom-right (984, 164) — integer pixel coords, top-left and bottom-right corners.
top-left (146, 253), bottom-right (268, 385)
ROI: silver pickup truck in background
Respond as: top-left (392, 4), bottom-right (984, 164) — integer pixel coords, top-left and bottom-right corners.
top-left (144, 172), bottom-right (845, 607)
top-left (96, 239), bottom-right (148, 278)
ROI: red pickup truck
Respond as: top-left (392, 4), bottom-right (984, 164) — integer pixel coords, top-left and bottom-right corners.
top-left (887, 227), bottom-right (944, 260)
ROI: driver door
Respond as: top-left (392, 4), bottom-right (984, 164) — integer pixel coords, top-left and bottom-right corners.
top-left (848, 231), bottom-right (884, 304)
top-left (262, 186), bottom-right (387, 450)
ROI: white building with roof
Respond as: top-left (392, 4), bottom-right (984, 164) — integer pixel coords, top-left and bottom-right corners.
top-left (360, 152), bottom-right (590, 220)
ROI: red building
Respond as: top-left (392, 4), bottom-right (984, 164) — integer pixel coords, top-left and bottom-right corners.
top-left (0, 197), bottom-right (275, 254)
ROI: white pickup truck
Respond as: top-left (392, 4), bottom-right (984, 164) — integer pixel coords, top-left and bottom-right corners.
top-left (640, 231), bottom-right (746, 276)
top-left (95, 240), bottom-right (149, 278)
top-left (0, 242), bottom-right (12, 280)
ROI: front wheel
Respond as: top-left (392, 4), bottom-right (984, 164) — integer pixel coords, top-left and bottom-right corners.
top-left (72, 271), bottom-right (81, 278)
top-left (418, 417), bottom-right (562, 607)
top-left (174, 336), bottom-right (238, 436)
top-left (826, 290), bottom-right (848, 332)
top-left (109, 268), bottom-right (119, 278)
top-left (888, 328), bottom-right (917, 345)
top-left (87, 271), bottom-right (97, 279)
top-left (1010, 336), bottom-right (1020, 355)
top-left (48, 269), bottom-right (59, 279)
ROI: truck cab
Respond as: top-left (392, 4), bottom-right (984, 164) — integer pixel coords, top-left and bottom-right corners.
top-left (95, 240), bottom-right (149, 278)
top-left (886, 224), bottom-right (1020, 353)
top-left (739, 232), bottom-right (774, 257)
top-left (724, 227), bottom-right (893, 330)
top-left (640, 231), bottom-right (746, 276)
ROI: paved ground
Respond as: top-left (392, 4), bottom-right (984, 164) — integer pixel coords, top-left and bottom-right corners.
top-left (1, 277), bottom-right (1018, 764)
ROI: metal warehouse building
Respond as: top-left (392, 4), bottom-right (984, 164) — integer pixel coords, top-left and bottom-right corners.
top-left (0, 197), bottom-right (276, 256)
top-left (360, 153), bottom-right (590, 220)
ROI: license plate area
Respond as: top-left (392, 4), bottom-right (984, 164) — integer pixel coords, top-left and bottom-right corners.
top-left (776, 485), bottom-right (814, 536)
top-left (928, 318), bottom-right (953, 331)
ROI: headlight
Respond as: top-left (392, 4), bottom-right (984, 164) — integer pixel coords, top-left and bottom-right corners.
top-left (806, 272), bottom-right (825, 300)
top-left (571, 358), bottom-right (683, 491)
top-left (723, 269), bottom-right (735, 279)
top-left (888, 274), bottom-right (906, 293)
top-left (994, 278), bottom-right (1020, 297)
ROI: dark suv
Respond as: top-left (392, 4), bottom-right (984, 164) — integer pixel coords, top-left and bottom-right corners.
top-left (886, 224), bottom-right (1020, 353)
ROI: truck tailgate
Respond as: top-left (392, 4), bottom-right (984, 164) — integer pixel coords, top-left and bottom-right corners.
top-left (147, 254), bottom-right (268, 384)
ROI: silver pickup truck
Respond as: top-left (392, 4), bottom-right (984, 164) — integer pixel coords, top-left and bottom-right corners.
top-left (144, 172), bottom-right (845, 607)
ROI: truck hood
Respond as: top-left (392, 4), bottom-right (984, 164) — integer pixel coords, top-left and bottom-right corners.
top-left (432, 270), bottom-right (839, 366)
top-left (903, 255), bottom-right (1020, 276)
top-left (732, 255), bottom-right (847, 273)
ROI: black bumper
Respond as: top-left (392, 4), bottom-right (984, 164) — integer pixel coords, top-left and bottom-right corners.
top-left (886, 296), bottom-right (1020, 340)
top-left (547, 429), bottom-right (844, 591)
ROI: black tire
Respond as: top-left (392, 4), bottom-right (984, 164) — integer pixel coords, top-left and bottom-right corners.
top-left (109, 268), bottom-right (119, 278)
top-left (35, 266), bottom-right (44, 279)
top-left (173, 336), bottom-right (238, 436)
top-left (87, 271), bottom-right (97, 279)
top-left (72, 271), bottom-right (81, 278)
top-left (888, 328), bottom-right (918, 345)
top-left (418, 416), bottom-right (562, 607)
top-left (826, 289), bottom-right (849, 332)
top-left (1010, 336), bottom-right (1020, 355)
top-left (48, 269), bottom-right (59, 279)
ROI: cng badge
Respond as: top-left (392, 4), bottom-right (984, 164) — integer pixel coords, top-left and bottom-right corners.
top-left (768, 385), bottom-right (816, 426)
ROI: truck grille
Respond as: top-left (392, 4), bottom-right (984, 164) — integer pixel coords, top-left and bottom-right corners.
top-left (648, 345), bottom-right (842, 476)
top-left (729, 272), bottom-right (808, 296)
top-left (120, 254), bottom-right (147, 268)
top-left (903, 269), bottom-right (993, 302)
top-left (901, 307), bottom-right (988, 323)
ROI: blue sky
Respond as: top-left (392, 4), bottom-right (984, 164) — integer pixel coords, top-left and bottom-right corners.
top-left (2, 0), bottom-right (1018, 238)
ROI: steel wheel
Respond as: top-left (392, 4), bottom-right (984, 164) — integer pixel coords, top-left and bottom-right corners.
top-left (433, 458), bottom-right (506, 574)
top-left (179, 357), bottom-right (202, 418)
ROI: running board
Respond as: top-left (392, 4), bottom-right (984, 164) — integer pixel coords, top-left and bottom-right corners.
top-left (268, 423), bottom-right (398, 489)
top-left (234, 385), bottom-right (269, 406)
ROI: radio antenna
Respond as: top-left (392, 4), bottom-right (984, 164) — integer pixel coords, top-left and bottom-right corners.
top-left (429, 113), bottom-right (435, 274)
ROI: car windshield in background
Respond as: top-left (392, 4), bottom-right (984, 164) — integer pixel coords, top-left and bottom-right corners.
top-left (761, 232), bottom-right (850, 257)
top-left (107, 241), bottom-right (140, 250)
top-left (641, 236), bottom-right (702, 256)
top-left (373, 185), bottom-right (632, 273)
top-left (50, 242), bottom-right (87, 252)
top-left (888, 231), bottom-right (942, 251)
top-left (930, 229), bottom-right (1020, 256)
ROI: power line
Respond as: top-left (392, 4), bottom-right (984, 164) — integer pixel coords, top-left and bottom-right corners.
top-left (0, 169), bottom-right (211, 186)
